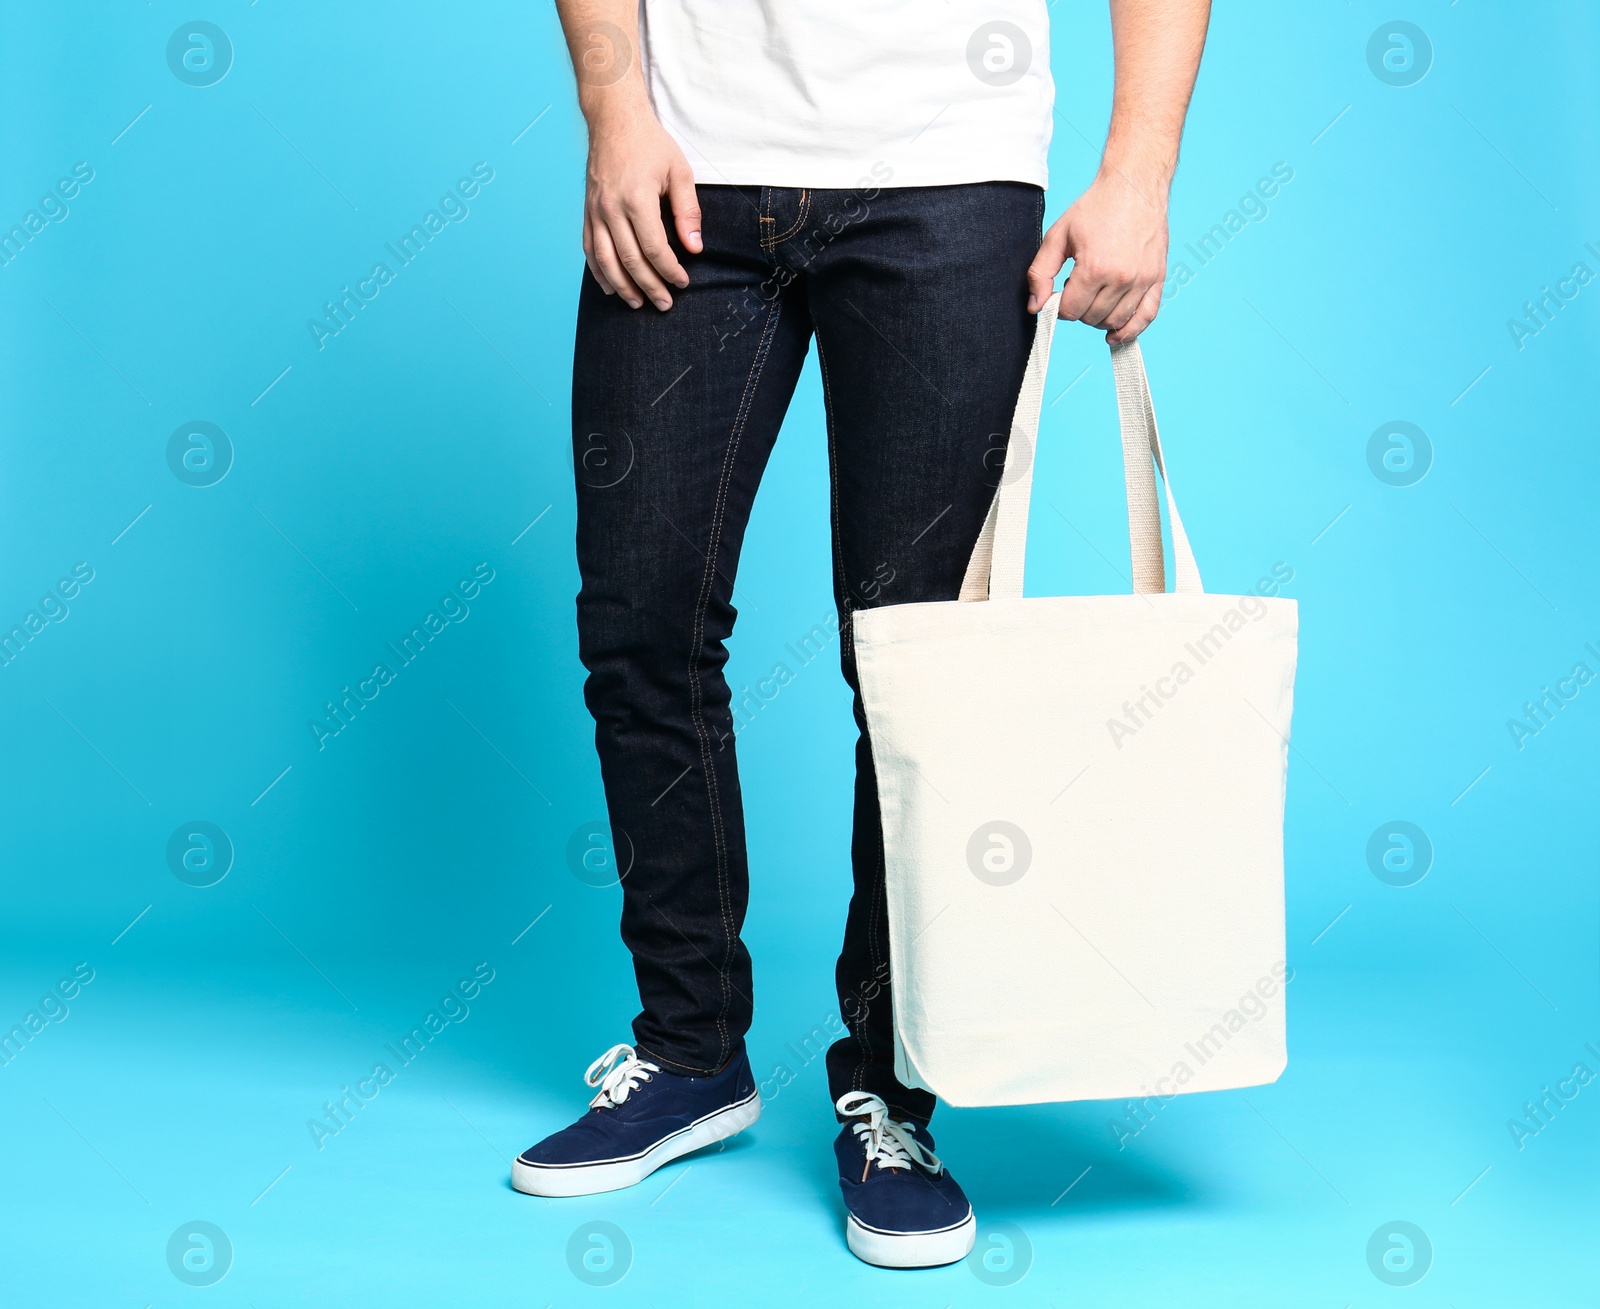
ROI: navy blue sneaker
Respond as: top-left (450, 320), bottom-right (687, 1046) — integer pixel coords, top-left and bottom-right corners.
top-left (512, 1043), bottom-right (759, 1197)
top-left (834, 1091), bottom-right (976, 1268)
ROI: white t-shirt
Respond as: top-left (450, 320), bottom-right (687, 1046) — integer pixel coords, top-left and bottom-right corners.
top-left (638, 2), bottom-right (1053, 190)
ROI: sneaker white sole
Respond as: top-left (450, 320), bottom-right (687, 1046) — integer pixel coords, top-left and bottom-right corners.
top-left (845, 1210), bottom-right (977, 1269)
top-left (511, 1090), bottom-right (760, 1198)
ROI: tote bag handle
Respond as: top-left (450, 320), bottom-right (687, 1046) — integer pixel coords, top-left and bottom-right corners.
top-left (959, 290), bottom-right (1204, 603)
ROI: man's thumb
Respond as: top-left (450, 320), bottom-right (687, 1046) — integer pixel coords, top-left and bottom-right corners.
top-left (668, 164), bottom-right (702, 254)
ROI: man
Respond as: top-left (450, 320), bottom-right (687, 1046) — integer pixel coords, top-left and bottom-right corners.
top-left (514, 0), bottom-right (1211, 1269)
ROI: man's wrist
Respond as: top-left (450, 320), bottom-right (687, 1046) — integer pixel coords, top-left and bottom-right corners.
top-left (578, 80), bottom-right (654, 134)
top-left (1095, 146), bottom-right (1175, 208)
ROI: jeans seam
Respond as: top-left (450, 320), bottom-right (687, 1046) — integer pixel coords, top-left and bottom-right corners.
top-left (685, 284), bottom-right (784, 1070)
top-left (814, 318), bottom-right (878, 1096)
top-left (763, 188), bottom-right (811, 251)
top-left (758, 186), bottom-right (774, 251)
top-left (634, 1039), bottom-right (721, 1078)
top-left (812, 333), bottom-right (851, 640)
top-left (854, 841), bottom-right (887, 1093)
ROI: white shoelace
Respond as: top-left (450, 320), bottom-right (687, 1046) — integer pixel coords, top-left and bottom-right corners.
top-left (835, 1091), bottom-right (945, 1180)
top-left (585, 1043), bottom-right (661, 1109)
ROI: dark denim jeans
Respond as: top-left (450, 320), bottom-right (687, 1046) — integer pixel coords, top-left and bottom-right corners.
top-left (572, 182), bottom-right (1043, 1123)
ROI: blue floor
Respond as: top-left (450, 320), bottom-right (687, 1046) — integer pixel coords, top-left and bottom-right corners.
top-left (5, 948), bottom-right (1593, 1306)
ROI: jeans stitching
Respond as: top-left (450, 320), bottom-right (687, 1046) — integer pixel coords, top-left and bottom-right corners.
top-left (814, 319), bottom-right (879, 1097)
top-left (768, 188), bottom-right (811, 247)
top-left (685, 273), bottom-right (783, 1072)
top-left (855, 839), bottom-right (887, 1093)
top-left (813, 335), bottom-right (851, 645)
top-left (634, 1039), bottom-right (719, 1078)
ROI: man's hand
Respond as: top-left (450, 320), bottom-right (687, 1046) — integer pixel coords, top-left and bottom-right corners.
top-left (557, 0), bottom-right (700, 311)
top-left (1030, 0), bottom-right (1211, 343)
top-left (583, 106), bottom-right (701, 312)
top-left (1028, 170), bottom-right (1168, 344)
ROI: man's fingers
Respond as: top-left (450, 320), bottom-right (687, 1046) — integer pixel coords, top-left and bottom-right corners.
top-left (1074, 272), bottom-right (1136, 328)
top-left (1056, 259), bottom-right (1108, 322)
top-left (1026, 222), bottom-right (1069, 313)
top-left (582, 211), bottom-right (615, 295)
top-left (1107, 283), bottom-right (1163, 345)
top-left (590, 220), bottom-right (644, 308)
top-left (591, 220), bottom-right (637, 304)
top-left (667, 163), bottom-right (703, 256)
top-left (1101, 283), bottom-right (1149, 334)
top-left (606, 203), bottom-right (676, 310)
top-left (624, 194), bottom-right (689, 293)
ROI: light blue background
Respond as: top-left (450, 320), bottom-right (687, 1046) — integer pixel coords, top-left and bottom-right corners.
top-left (1, 2), bottom-right (1595, 1304)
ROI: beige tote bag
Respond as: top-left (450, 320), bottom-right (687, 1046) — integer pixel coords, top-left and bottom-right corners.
top-left (853, 293), bottom-right (1298, 1106)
